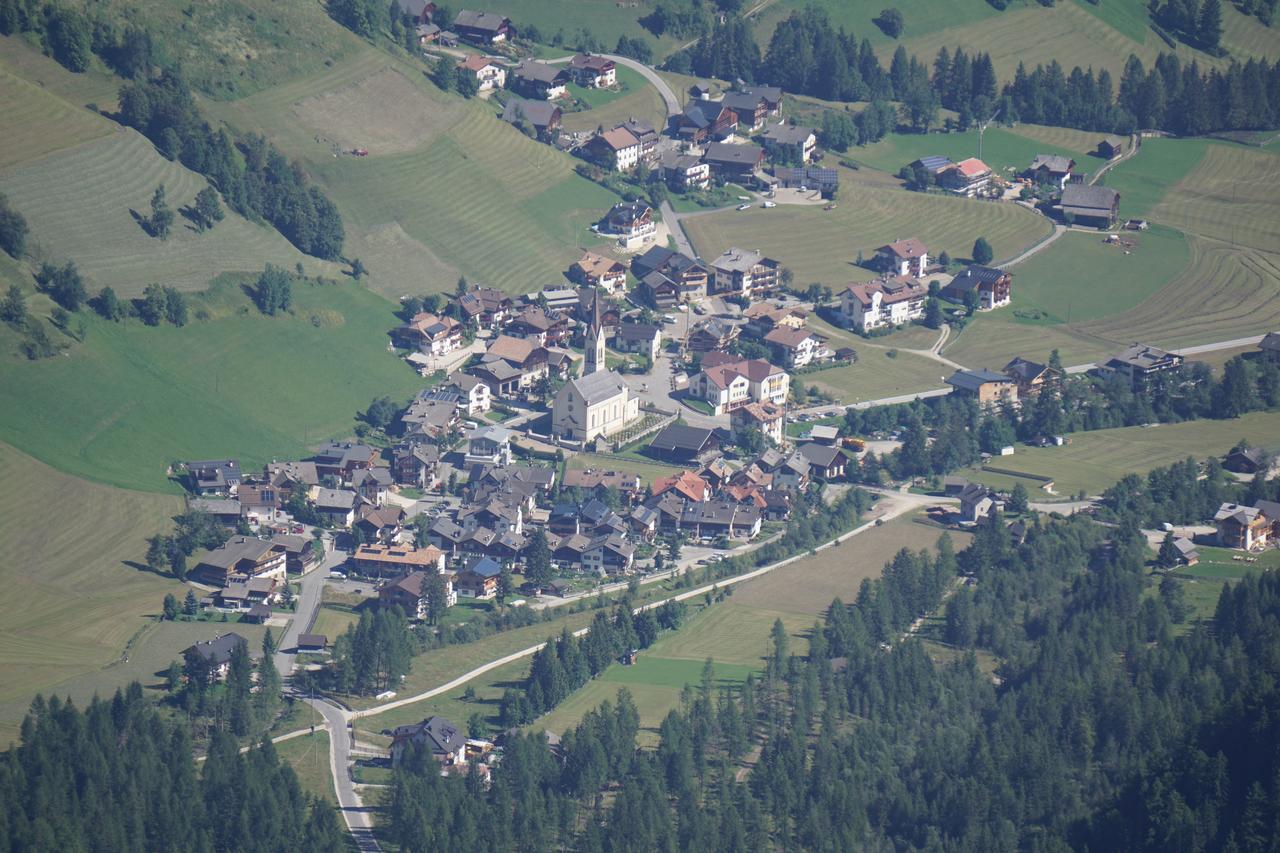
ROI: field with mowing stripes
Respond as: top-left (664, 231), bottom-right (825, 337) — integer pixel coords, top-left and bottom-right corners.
top-left (0, 131), bottom-right (336, 295)
top-left (561, 66), bottom-right (667, 134)
top-left (0, 279), bottom-right (422, 492)
top-left (0, 442), bottom-right (183, 744)
top-left (1149, 144), bottom-right (1280, 254)
top-left (959, 410), bottom-right (1280, 498)
top-left (0, 65), bottom-right (112, 171)
top-left (0, 35), bottom-right (121, 113)
top-left (805, 349), bottom-right (952, 404)
top-left (1100, 137), bottom-right (1212, 220)
top-left (682, 172), bottom-right (1052, 286)
top-left (851, 126), bottom-right (1099, 181)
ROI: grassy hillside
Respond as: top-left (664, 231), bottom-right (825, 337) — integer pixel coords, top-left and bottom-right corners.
top-left (682, 169), bottom-right (1053, 285)
top-left (0, 442), bottom-right (183, 744)
top-left (0, 278), bottom-right (422, 493)
top-left (0, 63), bottom-right (113, 171)
top-left (850, 125), bottom-right (1105, 181)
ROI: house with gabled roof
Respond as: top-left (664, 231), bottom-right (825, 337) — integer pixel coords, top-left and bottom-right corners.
top-left (456, 54), bottom-right (505, 90)
top-left (586, 125), bottom-right (642, 172)
top-left (946, 368), bottom-right (1019, 408)
top-left (764, 325), bottom-right (825, 368)
top-left (690, 357), bottom-right (789, 415)
top-left (568, 53), bottom-right (616, 88)
top-left (183, 633), bottom-right (250, 681)
top-left (673, 100), bottom-right (737, 144)
top-left (501, 97), bottom-right (562, 142)
top-left (659, 150), bottom-right (711, 191)
top-left (730, 401), bottom-right (785, 446)
top-left (313, 442), bottom-right (378, 480)
top-left (452, 9), bottom-right (512, 43)
top-left (761, 124), bottom-right (816, 164)
top-left (841, 276), bottom-right (927, 331)
top-left (702, 142), bottom-right (764, 182)
top-left (1097, 136), bottom-right (1127, 159)
top-left (380, 570), bottom-right (456, 619)
top-left (394, 311), bottom-right (462, 355)
top-left (680, 499), bottom-right (762, 540)
top-left (1028, 154), bottom-right (1075, 189)
top-left (647, 423), bottom-right (719, 463)
top-left (631, 247), bottom-right (707, 302)
top-left (1215, 503), bottom-right (1271, 550)
top-left (457, 286), bottom-right (512, 329)
top-left (709, 247), bottom-right (780, 297)
top-left (1059, 184), bottom-right (1120, 228)
top-left (512, 60), bottom-right (569, 99)
top-left (876, 238), bottom-right (929, 277)
top-left (456, 556), bottom-right (502, 598)
top-left (652, 469), bottom-right (710, 503)
top-left (192, 536), bottom-right (288, 587)
top-left (392, 715), bottom-right (467, 765)
top-left (551, 369), bottom-right (638, 442)
top-left (614, 321), bottom-right (661, 361)
top-left (940, 157), bottom-right (993, 197)
top-left (1098, 343), bottom-right (1183, 389)
top-left (1003, 357), bottom-right (1060, 397)
top-left (186, 459), bottom-right (242, 496)
top-left (940, 265), bottom-right (1012, 311)
top-left (599, 201), bottom-right (656, 250)
top-left (568, 251), bottom-right (627, 293)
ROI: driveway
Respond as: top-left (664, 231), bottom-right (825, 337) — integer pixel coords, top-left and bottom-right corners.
top-left (273, 543), bottom-right (348, 679)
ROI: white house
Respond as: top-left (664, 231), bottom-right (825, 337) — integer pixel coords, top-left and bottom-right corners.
top-left (551, 369), bottom-right (639, 442)
top-left (690, 357), bottom-right (789, 415)
top-left (709, 247), bottom-right (780, 297)
top-left (599, 201), bottom-right (656, 251)
top-left (763, 325), bottom-right (823, 368)
top-left (841, 277), bottom-right (927, 331)
top-left (730, 401), bottom-right (786, 445)
top-left (465, 424), bottom-right (514, 466)
top-left (456, 54), bottom-right (506, 90)
top-left (875, 239), bottom-right (929, 278)
top-left (589, 126), bottom-right (642, 172)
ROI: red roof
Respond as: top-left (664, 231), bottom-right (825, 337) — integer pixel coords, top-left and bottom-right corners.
top-left (954, 157), bottom-right (991, 178)
top-left (881, 238), bottom-right (927, 259)
top-left (652, 470), bottom-right (710, 502)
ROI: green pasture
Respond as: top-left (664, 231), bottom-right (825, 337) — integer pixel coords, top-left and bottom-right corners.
top-left (851, 126), bottom-right (1097, 182)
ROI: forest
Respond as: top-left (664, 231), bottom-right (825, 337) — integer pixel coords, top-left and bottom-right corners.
top-left (0, 685), bottom-right (344, 851)
top-left (384, 507), bottom-right (1280, 851)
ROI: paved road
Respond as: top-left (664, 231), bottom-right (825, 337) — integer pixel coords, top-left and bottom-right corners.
top-left (273, 542), bottom-right (347, 679)
top-left (601, 53), bottom-right (679, 116)
top-left (1059, 334), bottom-right (1266, 375)
top-left (307, 696), bottom-right (382, 852)
top-left (660, 200), bottom-right (697, 257)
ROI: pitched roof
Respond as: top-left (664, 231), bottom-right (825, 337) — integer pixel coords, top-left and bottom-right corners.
top-left (514, 60), bottom-right (567, 85)
top-left (1260, 332), bottom-right (1280, 353)
top-left (843, 276), bottom-right (926, 308)
top-left (454, 9), bottom-right (509, 30)
top-left (487, 334), bottom-right (539, 363)
top-left (457, 53), bottom-right (495, 72)
top-left (762, 124), bottom-right (813, 145)
top-left (652, 470), bottom-right (710, 502)
top-left (462, 556), bottom-right (502, 578)
top-left (1060, 184), bottom-right (1119, 212)
top-left (732, 401), bottom-right (785, 424)
top-left (763, 325), bottom-right (816, 348)
top-left (649, 423), bottom-right (716, 453)
top-left (797, 442), bottom-right (842, 467)
top-left (565, 369), bottom-right (630, 405)
top-left (315, 488), bottom-right (357, 510)
top-left (944, 265), bottom-right (1007, 294)
top-left (703, 142), bottom-right (762, 167)
top-left (501, 97), bottom-right (560, 128)
top-left (185, 633), bottom-right (248, 666)
top-left (1215, 502), bottom-right (1261, 524)
top-left (911, 155), bottom-right (953, 174)
top-left (742, 84), bottom-right (782, 102)
top-left (1003, 356), bottom-right (1050, 382)
top-left (598, 126), bottom-right (640, 151)
top-left (953, 157), bottom-right (991, 178)
top-left (1029, 154), bottom-right (1074, 173)
top-left (712, 247), bottom-right (772, 272)
top-left (880, 238), bottom-right (927, 259)
top-left (617, 321), bottom-right (660, 342)
top-left (573, 250), bottom-right (624, 279)
top-left (1106, 342), bottom-right (1179, 370)
top-left (569, 53), bottom-right (614, 72)
top-left (721, 91), bottom-right (764, 111)
top-left (393, 715), bottom-right (465, 756)
top-left (946, 368), bottom-right (1014, 392)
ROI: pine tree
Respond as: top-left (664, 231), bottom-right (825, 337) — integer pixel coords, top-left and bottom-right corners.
top-left (1158, 531), bottom-right (1182, 568)
top-left (1197, 0), bottom-right (1223, 52)
top-left (526, 529), bottom-right (553, 587)
top-left (972, 237), bottom-right (994, 265)
top-left (183, 588), bottom-right (199, 616)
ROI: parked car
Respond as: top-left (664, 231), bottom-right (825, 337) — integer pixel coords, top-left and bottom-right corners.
top-left (329, 571), bottom-right (347, 580)
top-left (736, 203), bottom-right (750, 211)
top-left (761, 201), bottom-right (776, 208)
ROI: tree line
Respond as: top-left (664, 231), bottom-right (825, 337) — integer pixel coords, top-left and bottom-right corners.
top-left (0, 685), bottom-right (344, 851)
top-left (177, 630), bottom-right (283, 740)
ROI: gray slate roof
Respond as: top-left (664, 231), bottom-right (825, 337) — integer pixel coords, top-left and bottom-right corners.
top-left (1060, 184), bottom-right (1119, 212)
top-left (567, 369), bottom-right (630, 405)
top-left (946, 368), bottom-right (1014, 392)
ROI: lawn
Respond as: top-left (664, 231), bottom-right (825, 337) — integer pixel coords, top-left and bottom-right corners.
top-left (0, 442), bottom-right (187, 744)
top-left (0, 130), bottom-right (338, 296)
top-left (311, 606), bottom-right (360, 641)
top-left (959, 410), bottom-right (1280, 497)
top-left (682, 172), bottom-right (1052, 286)
top-left (804, 350), bottom-right (952, 404)
top-left (1179, 546), bottom-right (1280, 580)
top-left (1100, 137), bottom-right (1213, 221)
top-left (275, 731), bottom-right (336, 805)
top-left (561, 66), bottom-right (666, 134)
top-left (0, 279), bottom-right (423, 492)
top-left (850, 126), bottom-right (1098, 182)
top-left (0, 62), bottom-right (113, 171)
top-left (1004, 225), bottom-right (1190, 324)
top-left (567, 453), bottom-right (684, 486)
top-left (355, 657), bottom-right (531, 739)
top-left (753, 0), bottom-right (1000, 53)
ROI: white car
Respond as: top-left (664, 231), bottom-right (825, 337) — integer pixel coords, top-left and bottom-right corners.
top-left (736, 203), bottom-right (751, 211)
top-left (762, 201), bottom-right (776, 208)
top-left (329, 571), bottom-right (347, 580)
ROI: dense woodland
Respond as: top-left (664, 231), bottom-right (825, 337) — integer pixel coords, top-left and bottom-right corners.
top-left (385, 512), bottom-right (1280, 851)
top-left (1103, 451), bottom-right (1280, 527)
top-left (0, 685), bottom-right (344, 851)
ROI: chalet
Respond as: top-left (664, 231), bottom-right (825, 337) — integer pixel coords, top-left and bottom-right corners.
top-left (946, 368), bottom-right (1019, 408)
top-left (568, 251), bottom-right (627, 293)
top-left (840, 276), bottom-right (927, 331)
top-left (619, 117), bottom-right (659, 165)
top-left (709, 247), bottom-right (780, 297)
top-left (781, 166), bottom-right (839, 198)
top-left (216, 577), bottom-right (278, 610)
top-left (192, 536), bottom-right (287, 587)
top-left (455, 556), bottom-right (502, 598)
top-left (940, 157), bottom-right (993, 197)
top-left (876, 239), bottom-right (929, 277)
top-left (512, 60), bottom-right (569, 99)
top-left (465, 424), bottom-right (515, 466)
top-left (186, 459), bottom-right (242, 495)
top-left (1215, 503), bottom-right (1271, 550)
top-left (614, 321), bottom-right (661, 361)
top-left (313, 442), bottom-right (377, 480)
top-left (396, 0), bottom-right (437, 25)
top-left (687, 317), bottom-right (739, 352)
top-left (1170, 537), bottom-right (1200, 566)
top-left (743, 302), bottom-right (807, 337)
top-left (551, 369), bottom-right (638, 443)
top-left (958, 483), bottom-right (997, 523)
top-left (272, 532), bottom-right (320, 573)
top-left (1223, 446), bottom-right (1266, 474)
top-left (296, 634), bottom-right (327, 652)
top-left (1028, 154), bottom-right (1075, 189)
top-left (1003, 357), bottom-right (1060, 397)
top-left (653, 470), bottom-right (711, 503)
top-left (352, 467), bottom-right (393, 507)
top-left (631, 247), bottom-right (707, 300)
top-left (730, 401), bottom-right (785, 445)
top-left (189, 497), bottom-right (241, 526)
top-left (722, 91), bottom-right (769, 131)
top-left (1097, 136), bottom-right (1127, 159)
top-left (742, 84), bottom-right (783, 114)
top-left (1099, 343), bottom-right (1183, 389)
top-left (552, 532), bottom-right (592, 568)
top-left (647, 423), bottom-right (719, 464)
top-left (352, 544), bottom-right (445, 579)
top-left (452, 9), bottom-right (512, 44)
top-left (455, 54), bottom-right (506, 90)
top-left (314, 488), bottom-right (358, 527)
top-left (586, 126), bottom-right (642, 172)
top-left (761, 124), bottom-right (817, 164)
top-left (391, 716), bottom-right (467, 765)
top-left (568, 53), bottom-right (616, 88)
top-left (940, 265), bottom-right (1012, 310)
top-left (1059, 184), bottom-right (1120, 228)
top-left (183, 633), bottom-right (249, 681)
top-left (399, 397), bottom-right (459, 440)
top-left (797, 442), bottom-right (846, 480)
top-left (394, 311), bottom-right (463, 355)
top-left (673, 100), bottom-right (736, 145)
top-left (379, 570), bottom-right (453, 618)
top-left (457, 286), bottom-right (512, 329)
top-left (501, 97), bottom-right (562, 142)
top-left (1258, 331), bottom-right (1280, 362)
top-left (415, 23), bottom-right (441, 44)
top-left (354, 504), bottom-right (404, 543)
top-left (438, 371), bottom-right (492, 415)
top-left (702, 142), bottom-right (764, 181)
top-left (561, 468), bottom-right (643, 504)
top-left (582, 534), bottom-right (635, 575)
top-left (764, 325), bottom-right (824, 368)
top-left (599, 201), bottom-right (656, 250)
top-left (507, 305), bottom-right (566, 346)
top-left (679, 499), bottom-right (762, 540)
top-left (690, 357), bottom-right (789, 415)
top-left (658, 151), bottom-right (711, 191)
top-left (476, 334), bottom-right (549, 391)
top-left (264, 460), bottom-right (319, 489)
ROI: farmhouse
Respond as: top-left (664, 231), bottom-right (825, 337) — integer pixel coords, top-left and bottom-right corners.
top-left (730, 401), bottom-right (785, 445)
top-left (586, 126), bottom-right (642, 172)
top-left (690, 358), bottom-right (789, 415)
top-left (1224, 446), bottom-right (1266, 474)
top-left (313, 441), bottom-right (378, 480)
top-left (1099, 343), bottom-right (1184, 388)
top-left (709, 247), bottom-right (780, 297)
top-left (618, 117), bottom-right (659, 165)
top-left (314, 488), bottom-right (358, 527)
top-left (1097, 136), bottom-right (1127, 159)
top-left (958, 483), bottom-right (998, 522)
top-left (722, 90), bottom-right (770, 131)
top-left (764, 325), bottom-right (824, 367)
top-left (551, 370), bottom-right (638, 442)
top-left (599, 201), bottom-right (656, 250)
top-left (1059, 184), bottom-right (1120, 228)
top-left (183, 633), bottom-right (249, 681)
top-left (1028, 154), bottom-right (1075, 188)
top-left (192, 536), bottom-right (288, 586)
top-left (569, 251), bottom-right (626, 293)
top-left (946, 368), bottom-right (1019, 407)
top-left (673, 100), bottom-right (736, 145)
top-left (631, 247), bottom-right (707, 301)
top-left (1003, 357), bottom-right (1060, 397)
top-left (457, 286), bottom-right (512, 328)
top-left (840, 276), bottom-right (927, 331)
top-left (647, 423), bottom-right (719, 464)
top-left (568, 53), bottom-right (616, 88)
top-left (659, 151), bottom-right (711, 191)
top-left (940, 157), bottom-right (993, 197)
top-left (876, 239), bottom-right (929, 277)
top-left (186, 459), bottom-right (242, 495)
top-left (455, 556), bottom-right (502, 598)
top-left (940, 265), bottom-right (1012, 310)
top-left (909, 155), bottom-right (954, 178)
top-left (477, 334), bottom-right (549, 390)
top-left (511, 60), bottom-right (569, 100)
top-left (437, 371), bottom-right (491, 415)
top-left (391, 716), bottom-right (467, 765)
top-left (394, 311), bottom-right (462, 355)
top-left (455, 54), bottom-right (505, 90)
top-left (501, 98), bottom-right (562, 141)
top-left (614, 321), bottom-right (661, 361)
top-left (1215, 503), bottom-right (1271, 550)
top-left (761, 124), bottom-right (817, 164)
top-left (399, 396), bottom-right (459, 440)
top-left (797, 442), bottom-right (846, 480)
top-left (452, 9), bottom-right (512, 43)
top-left (380, 570), bottom-right (456, 618)
top-left (702, 142), bottom-right (764, 181)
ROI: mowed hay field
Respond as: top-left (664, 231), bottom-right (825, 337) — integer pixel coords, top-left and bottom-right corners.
top-left (276, 732), bottom-right (336, 805)
top-left (960, 410), bottom-right (1280, 497)
top-left (806, 349), bottom-right (953, 404)
top-left (851, 126), bottom-right (1098, 182)
top-left (1149, 144), bottom-right (1280, 254)
top-left (0, 130), bottom-right (335, 295)
top-left (682, 176), bottom-right (1052, 286)
top-left (0, 64), bottom-right (113, 171)
top-left (0, 281), bottom-right (422, 492)
top-left (561, 66), bottom-right (667, 135)
top-left (0, 442), bottom-right (183, 744)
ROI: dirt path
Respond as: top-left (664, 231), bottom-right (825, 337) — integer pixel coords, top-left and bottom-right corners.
top-left (1089, 133), bottom-right (1140, 186)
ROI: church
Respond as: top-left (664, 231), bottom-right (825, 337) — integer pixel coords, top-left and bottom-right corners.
top-left (551, 291), bottom-right (638, 443)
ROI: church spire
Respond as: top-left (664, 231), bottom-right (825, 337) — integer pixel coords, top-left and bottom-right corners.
top-left (586, 289), bottom-right (606, 375)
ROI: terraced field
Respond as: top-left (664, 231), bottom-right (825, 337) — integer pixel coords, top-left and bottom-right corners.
top-left (0, 35), bottom-right (121, 111)
top-left (0, 65), bottom-right (113, 171)
top-left (0, 442), bottom-right (183, 744)
top-left (683, 172), bottom-right (1053, 286)
top-left (0, 130), bottom-right (334, 295)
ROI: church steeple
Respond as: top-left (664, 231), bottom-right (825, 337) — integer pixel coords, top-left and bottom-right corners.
top-left (586, 290), bottom-right (606, 375)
